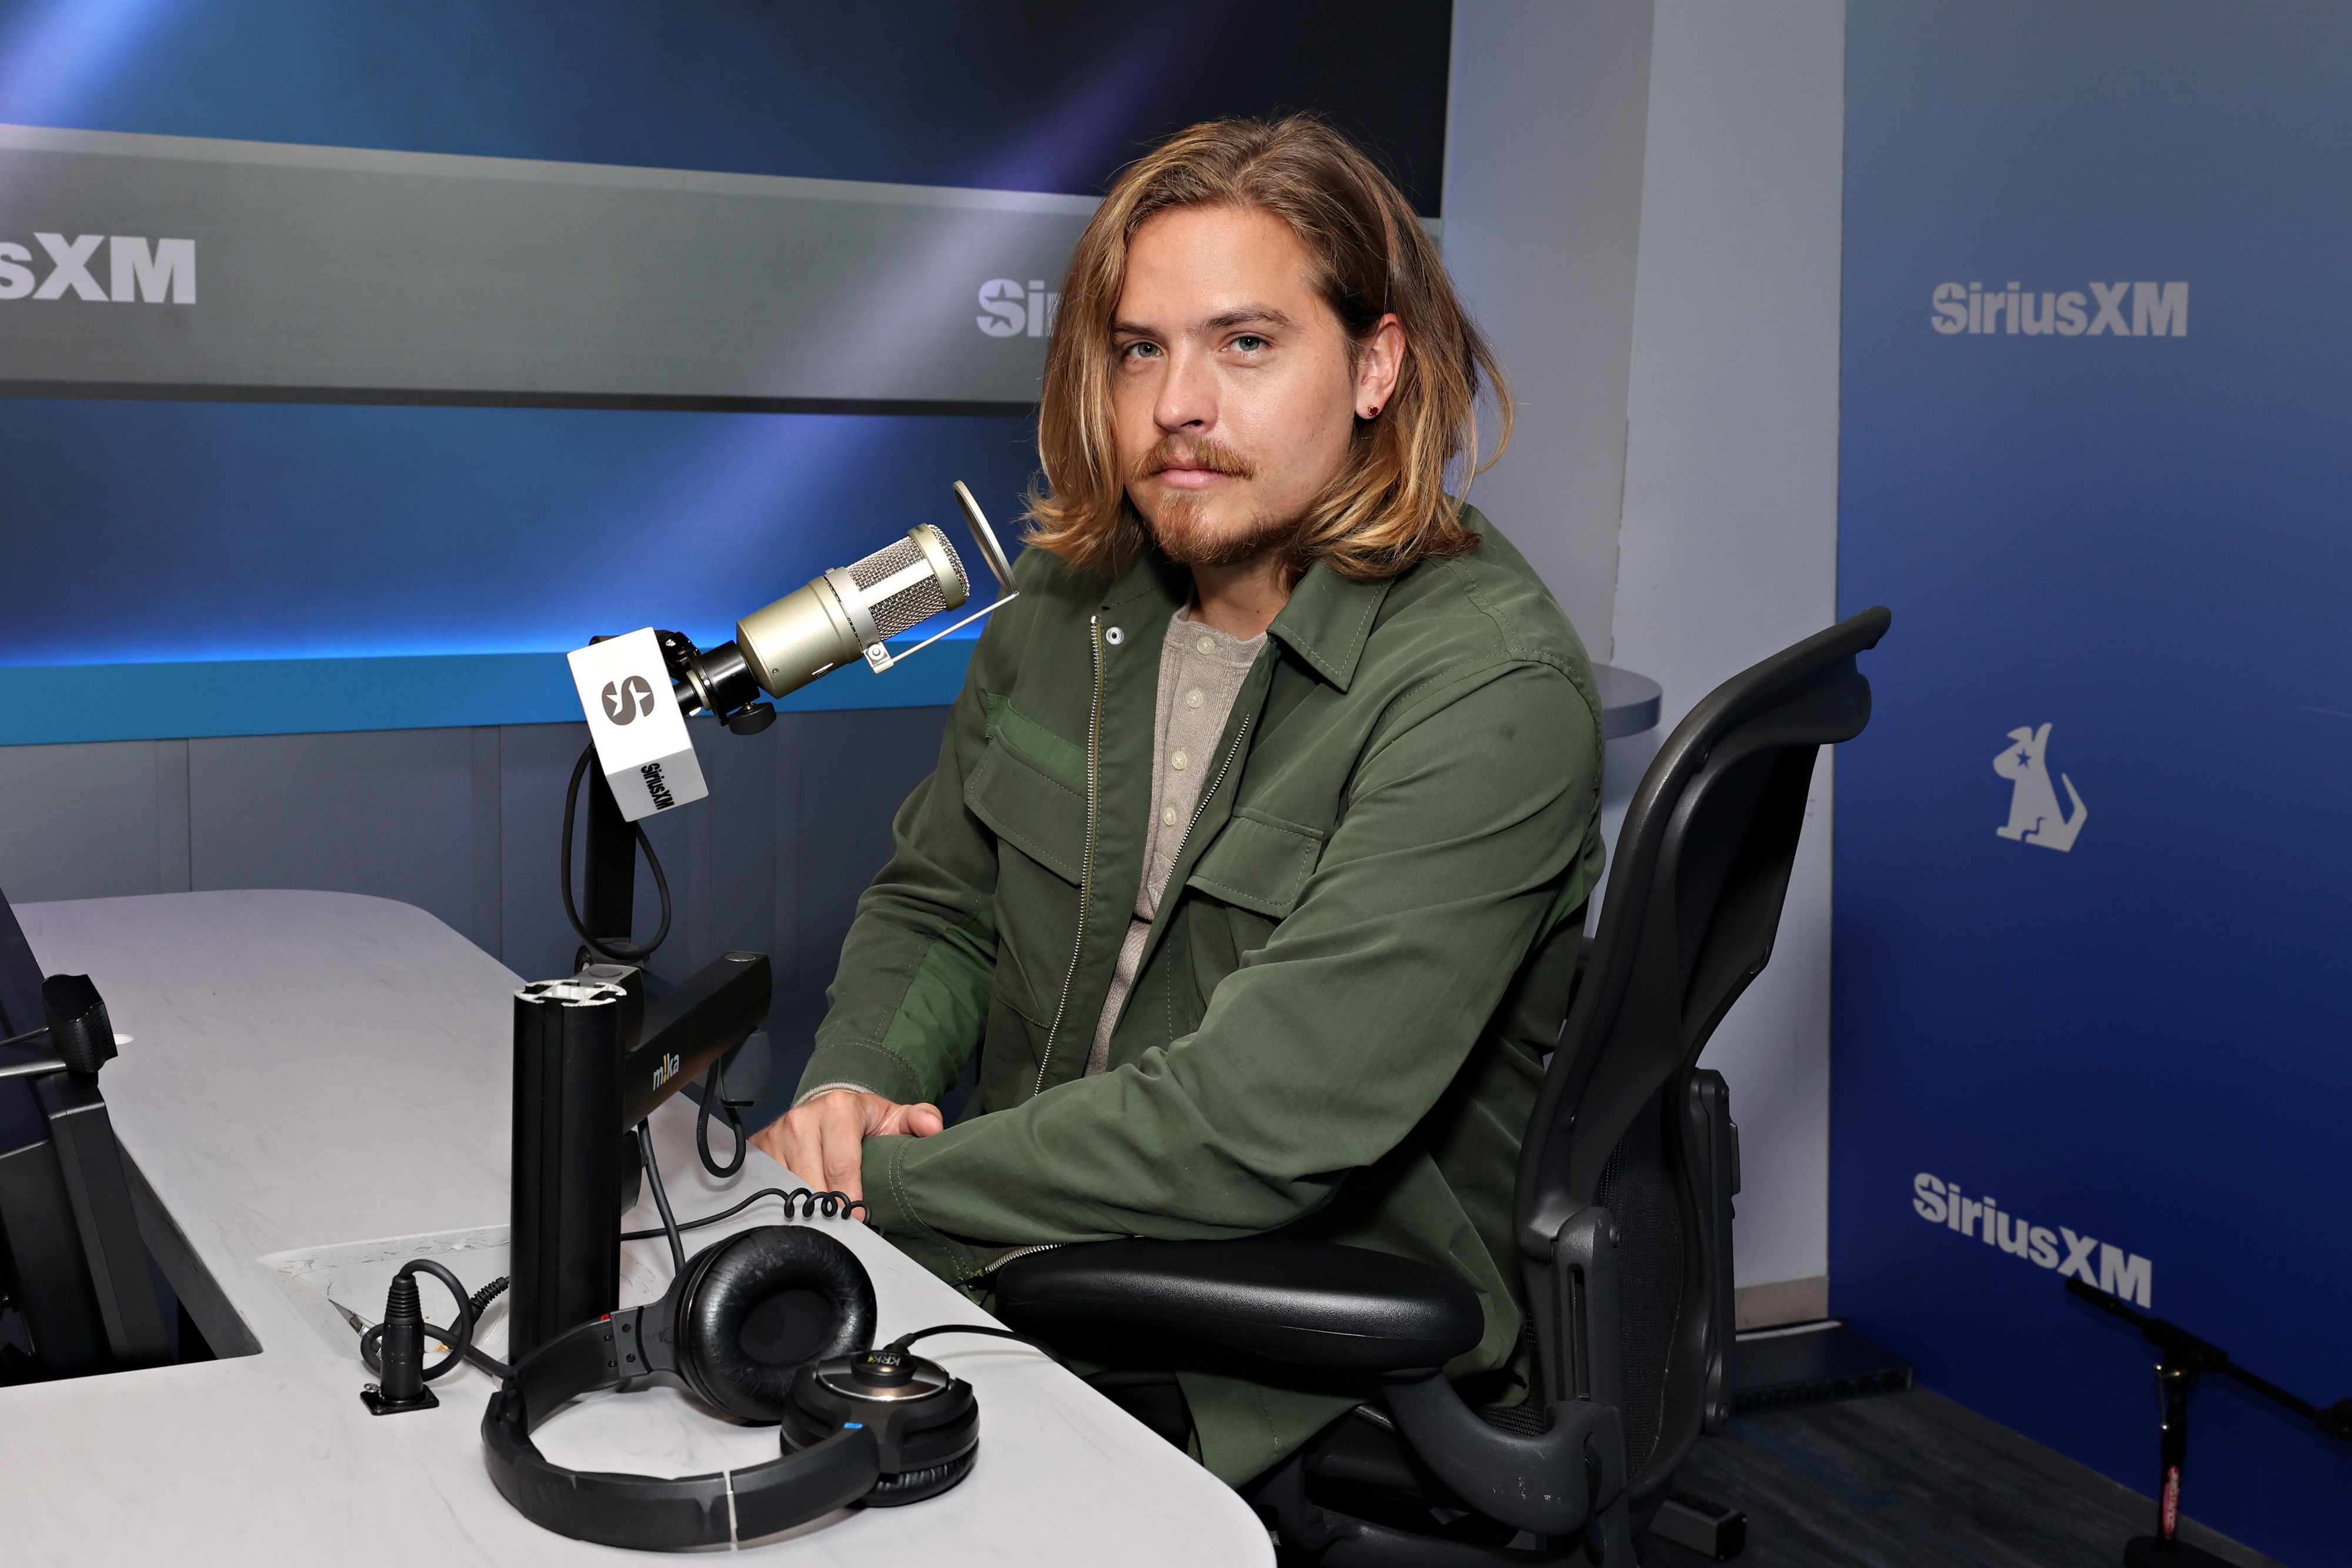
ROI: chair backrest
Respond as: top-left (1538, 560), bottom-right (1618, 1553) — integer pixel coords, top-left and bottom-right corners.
top-left (1514, 607), bottom-right (1889, 1507)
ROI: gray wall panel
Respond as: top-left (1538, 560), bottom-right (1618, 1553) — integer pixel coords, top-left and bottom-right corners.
top-left (497, 720), bottom-right (597, 984)
top-left (469, 728), bottom-right (502, 955)
top-left (0, 738), bottom-right (169, 902)
top-left (696, 716), bottom-right (780, 979)
top-left (1, 705), bottom-right (953, 1137)
top-left (156, 739), bottom-right (192, 893)
top-left (188, 728), bottom-right (480, 943)
top-left (755, 706), bottom-right (954, 1130)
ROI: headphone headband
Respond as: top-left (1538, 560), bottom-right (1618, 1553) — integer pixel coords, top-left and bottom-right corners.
top-left (482, 1309), bottom-right (883, 1550)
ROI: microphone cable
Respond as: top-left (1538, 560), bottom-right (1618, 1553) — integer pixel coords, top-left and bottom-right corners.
top-left (560, 743), bottom-right (673, 964)
top-left (358, 1258), bottom-right (514, 1393)
top-left (696, 1059), bottom-right (747, 1179)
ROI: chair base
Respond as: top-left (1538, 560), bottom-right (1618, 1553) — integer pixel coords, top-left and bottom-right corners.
top-left (1250, 1447), bottom-right (1583, 1566)
top-left (1245, 1409), bottom-right (1649, 1567)
top-left (1646, 1491), bottom-right (1746, 1560)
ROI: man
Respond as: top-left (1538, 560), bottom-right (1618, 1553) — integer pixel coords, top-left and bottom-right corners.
top-left (751, 116), bottom-right (1605, 1487)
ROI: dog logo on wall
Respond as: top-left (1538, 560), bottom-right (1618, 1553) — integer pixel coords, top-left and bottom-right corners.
top-left (1993, 723), bottom-right (2087, 852)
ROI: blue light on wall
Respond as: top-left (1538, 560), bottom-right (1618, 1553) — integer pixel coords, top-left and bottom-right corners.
top-left (0, 399), bottom-right (1036, 668)
top-left (0, 399), bottom-right (1031, 743)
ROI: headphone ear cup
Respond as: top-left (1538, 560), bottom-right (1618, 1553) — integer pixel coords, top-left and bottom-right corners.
top-left (674, 1226), bottom-right (877, 1424)
top-left (861, 1447), bottom-right (977, 1507)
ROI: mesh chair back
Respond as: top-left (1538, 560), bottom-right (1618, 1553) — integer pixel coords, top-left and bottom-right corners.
top-left (1514, 607), bottom-right (1889, 1502)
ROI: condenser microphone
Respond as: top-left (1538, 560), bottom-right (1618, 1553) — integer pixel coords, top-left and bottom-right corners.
top-left (565, 483), bottom-right (1019, 822)
top-left (736, 523), bottom-right (968, 698)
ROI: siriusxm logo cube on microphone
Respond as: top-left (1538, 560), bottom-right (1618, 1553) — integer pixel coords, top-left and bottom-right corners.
top-left (566, 629), bottom-right (708, 821)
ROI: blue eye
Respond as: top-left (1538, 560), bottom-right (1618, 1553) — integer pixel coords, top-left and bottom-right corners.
top-left (1231, 335), bottom-right (1267, 352)
top-left (1122, 341), bottom-right (1161, 361)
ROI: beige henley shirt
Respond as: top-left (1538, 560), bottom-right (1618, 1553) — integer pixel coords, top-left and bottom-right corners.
top-left (1084, 607), bottom-right (1265, 1075)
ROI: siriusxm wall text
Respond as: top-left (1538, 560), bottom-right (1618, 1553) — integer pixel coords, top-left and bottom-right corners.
top-left (0, 235), bottom-right (196, 303)
top-left (976, 277), bottom-right (1061, 338)
top-left (1930, 280), bottom-right (2185, 337)
top-left (1912, 1171), bottom-right (2151, 1308)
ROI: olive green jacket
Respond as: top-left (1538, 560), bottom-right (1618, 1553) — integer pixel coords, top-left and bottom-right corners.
top-left (798, 506), bottom-right (1605, 1485)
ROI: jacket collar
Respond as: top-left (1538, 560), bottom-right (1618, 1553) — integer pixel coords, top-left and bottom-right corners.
top-left (1097, 544), bottom-right (1191, 616)
top-left (1267, 560), bottom-right (1391, 693)
top-left (1092, 544), bottom-right (1392, 693)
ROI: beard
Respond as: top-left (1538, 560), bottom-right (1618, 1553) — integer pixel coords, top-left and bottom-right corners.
top-left (1127, 434), bottom-right (1300, 567)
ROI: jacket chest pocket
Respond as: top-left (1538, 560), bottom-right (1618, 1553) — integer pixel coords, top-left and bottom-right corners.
top-left (965, 726), bottom-right (1085, 1025)
top-left (1184, 807), bottom-right (1325, 920)
top-left (966, 732), bottom-right (1085, 884)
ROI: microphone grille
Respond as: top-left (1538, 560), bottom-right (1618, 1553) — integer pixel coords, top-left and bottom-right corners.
top-left (849, 530), bottom-right (968, 638)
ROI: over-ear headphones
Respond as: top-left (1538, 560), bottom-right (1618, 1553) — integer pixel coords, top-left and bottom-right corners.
top-left (482, 1225), bottom-right (981, 1550)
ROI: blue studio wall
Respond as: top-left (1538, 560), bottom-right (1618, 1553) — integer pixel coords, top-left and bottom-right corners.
top-left (1835, 5), bottom-right (2352, 1561)
top-left (0, 0), bottom-right (1450, 743)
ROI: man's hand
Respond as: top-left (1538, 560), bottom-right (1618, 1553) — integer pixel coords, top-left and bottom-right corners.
top-left (748, 1089), bottom-right (944, 1203)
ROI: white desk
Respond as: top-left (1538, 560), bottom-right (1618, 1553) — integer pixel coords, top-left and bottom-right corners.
top-left (0, 890), bottom-right (1270, 1566)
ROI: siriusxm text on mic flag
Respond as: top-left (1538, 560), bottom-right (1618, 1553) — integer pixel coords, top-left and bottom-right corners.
top-left (567, 630), bottom-right (709, 821)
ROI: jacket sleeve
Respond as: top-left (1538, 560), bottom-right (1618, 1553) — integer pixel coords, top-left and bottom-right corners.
top-left (856, 660), bottom-right (1601, 1266)
top-left (779, 630), bottom-right (1011, 1111)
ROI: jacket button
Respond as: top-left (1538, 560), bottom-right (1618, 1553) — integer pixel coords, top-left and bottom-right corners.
top-left (1104, 626), bottom-right (1125, 646)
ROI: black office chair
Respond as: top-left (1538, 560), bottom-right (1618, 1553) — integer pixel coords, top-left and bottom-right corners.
top-left (998, 607), bottom-right (1890, 1564)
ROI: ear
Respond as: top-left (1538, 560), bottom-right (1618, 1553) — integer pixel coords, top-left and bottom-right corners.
top-left (1355, 313), bottom-right (1406, 420)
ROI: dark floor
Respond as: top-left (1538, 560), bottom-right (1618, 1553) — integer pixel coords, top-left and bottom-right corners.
top-left (1642, 1386), bottom-right (2286, 1568)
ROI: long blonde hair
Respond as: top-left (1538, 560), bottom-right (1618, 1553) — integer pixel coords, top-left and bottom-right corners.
top-left (1024, 115), bottom-right (1511, 581)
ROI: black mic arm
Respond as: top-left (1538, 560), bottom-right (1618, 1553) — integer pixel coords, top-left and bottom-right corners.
top-left (620, 951), bottom-right (771, 1129)
top-left (2065, 1276), bottom-right (2352, 1440)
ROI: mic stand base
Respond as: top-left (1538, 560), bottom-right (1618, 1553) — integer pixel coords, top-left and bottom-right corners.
top-left (360, 1383), bottom-right (440, 1417)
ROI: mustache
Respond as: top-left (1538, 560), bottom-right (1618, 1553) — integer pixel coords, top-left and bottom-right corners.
top-left (1130, 436), bottom-right (1257, 484)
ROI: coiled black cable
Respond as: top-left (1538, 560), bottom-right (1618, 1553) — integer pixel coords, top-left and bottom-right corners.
top-left (620, 1184), bottom-right (869, 1242)
top-left (468, 1274), bottom-right (510, 1322)
top-left (559, 743), bottom-right (673, 964)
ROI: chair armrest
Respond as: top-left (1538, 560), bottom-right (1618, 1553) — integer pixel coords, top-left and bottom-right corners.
top-left (993, 1238), bottom-right (1483, 1373)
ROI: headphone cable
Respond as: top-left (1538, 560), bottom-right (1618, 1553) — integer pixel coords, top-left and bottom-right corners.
top-left (622, 1183), bottom-right (867, 1242)
top-left (636, 1121), bottom-right (689, 1274)
top-left (886, 1322), bottom-right (1068, 1369)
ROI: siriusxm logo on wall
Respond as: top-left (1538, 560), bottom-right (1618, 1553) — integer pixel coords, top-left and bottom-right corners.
top-left (975, 279), bottom-right (1061, 338)
top-left (1909, 1172), bottom-right (2150, 1306)
top-left (1929, 280), bottom-right (2186, 336)
top-left (1838, 4), bottom-right (2352, 1560)
top-left (0, 235), bottom-right (196, 302)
